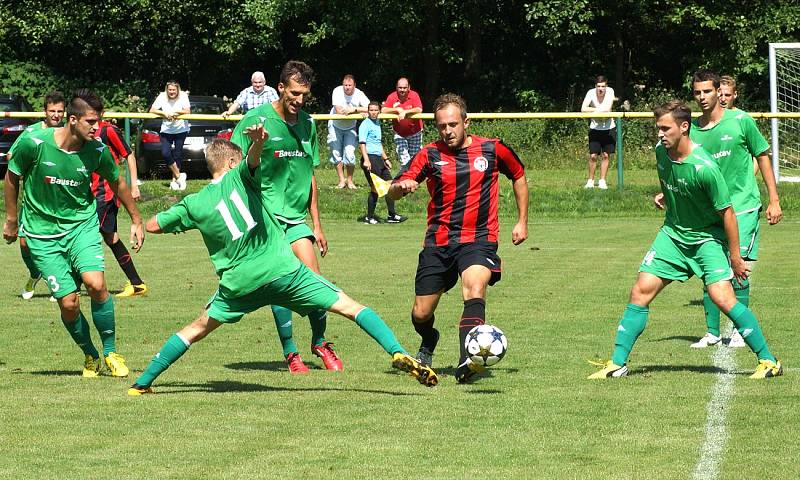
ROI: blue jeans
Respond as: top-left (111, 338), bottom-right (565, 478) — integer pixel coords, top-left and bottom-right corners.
top-left (159, 131), bottom-right (187, 168)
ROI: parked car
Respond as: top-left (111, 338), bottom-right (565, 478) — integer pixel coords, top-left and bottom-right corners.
top-left (136, 95), bottom-right (232, 177)
top-left (0, 94), bottom-right (33, 172)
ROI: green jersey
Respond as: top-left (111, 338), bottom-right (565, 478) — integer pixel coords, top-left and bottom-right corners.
top-left (156, 159), bottom-right (301, 298)
top-left (690, 108), bottom-right (769, 215)
top-left (656, 143), bottom-right (732, 245)
top-left (231, 103), bottom-right (319, 224)
top-left (8, 128), bottom-right (119, 238)
top-left (8, 121), bottom-right (48, 158)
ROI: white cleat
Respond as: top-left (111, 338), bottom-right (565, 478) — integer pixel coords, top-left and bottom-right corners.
top-left (690, 332), bottom-right (722, 349)
top-left (584, 179), bottom-right (595, 189)
top-left (598, 179), bottom-right (608, 190)
top-left (728, 330), bottom-right (746, 348)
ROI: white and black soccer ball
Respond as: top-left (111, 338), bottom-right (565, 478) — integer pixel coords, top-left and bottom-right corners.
top-left (465, 324), bottom-right (507, 367)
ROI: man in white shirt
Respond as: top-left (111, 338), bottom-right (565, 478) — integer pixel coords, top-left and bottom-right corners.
top-left (328, 74), bottom-right (370, 189)
top-left (581, 75), bottom-right (616, 189)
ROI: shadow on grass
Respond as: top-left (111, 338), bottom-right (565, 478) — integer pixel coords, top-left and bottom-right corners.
top-left (650, 335), bottom-right (702, 343)
top-left (24, 370), bottom-right (81, 376)
top-left (686, 299), bottom-right (704, 306)
top-left (225, 361), bottom-right (324, 372)
top-left (633, 364), bottom-right (728, 375)
top-left (155, 380), bottom-right (422, 396)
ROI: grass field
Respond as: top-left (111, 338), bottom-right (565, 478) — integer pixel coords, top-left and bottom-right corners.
top-left (1, 168), bottom-right (799, 479)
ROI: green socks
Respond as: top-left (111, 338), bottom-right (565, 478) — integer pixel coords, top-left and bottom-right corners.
top-left (308, 309), bottom-right (328, 348)
top-left (62, 312), bottom-right (99, 358)
top-left (732, 277), bottom-right (750, 307)
top-left (91, 296), bottom-right (117, 356)
top-left (135, 334), bottom-right (190, 388)
top-left (355, 307), bottom-right (405, 356)
top-left (726, 302), bottom-right (775, 362)
top-left (611, 304), bottom-right (649, 366)
top-left (702, 289), bottom-right (721, 337)
top-left (271, 305), bottom-right (298, 357)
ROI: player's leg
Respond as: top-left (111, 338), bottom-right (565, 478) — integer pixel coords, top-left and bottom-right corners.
top-left (730, 211), bottom-right (761, 347)
top-left (98, 203), bottom-right (146, 297)
top-left (412, 246), bottom-right (458, 366)
top-left (19, 236), bottom-right (42, 299)
top-left (586, 130), bottom-right (599, 188)
top-left (411, 293), bottom-right (444, 366)
top-left (361, 157), bottom-right (379, 222)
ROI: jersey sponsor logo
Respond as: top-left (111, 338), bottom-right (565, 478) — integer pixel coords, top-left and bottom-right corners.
top-left (42, 161), bottom-right (56, 166)
top-left (711, 150), bottom-right (731, 160)
top-left (720, 134), bottom-right (733, 141)
top-left (273, 150), bottom-right (305, 158)
top-left (473, 156), bottom-right (488, 172)
top-left (76, 166), bottom-right (88, 174)
top-left (435, 160), bottom-right (448, 166)
top-left (271, 136), bottom-right (283, 141)
top-left (44, 176), bottom-right (82, 187)
top-left (741, 328), bottom-right (753, 338)
top-left (486, 257), bottom-right (495, 266)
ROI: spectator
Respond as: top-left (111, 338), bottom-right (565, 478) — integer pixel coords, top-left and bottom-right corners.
top-left (149, 80), bottom-right (190, 190)
top-left (221, 71), bottom-right (279, 118)
top-left (581, 75), bottom-right (616, 189)
top-left (328, 74), bottom-right (370, 189)
top-left (382, 77), bottom-right (423, 174)
top-left (359, 101), bottom-right (406, 224)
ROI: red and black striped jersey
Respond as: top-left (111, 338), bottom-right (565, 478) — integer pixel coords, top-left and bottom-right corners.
top-left (396, 135), bottom-right (525, 247)
top-left (91, 121), bottom-right (132, 205)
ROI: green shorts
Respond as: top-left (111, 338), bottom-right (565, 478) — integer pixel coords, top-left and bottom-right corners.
top-left (736, 209), bottom-right (760, 261)
top-left (639, 230), bottom-right (732, 286)
top-left (25, 217), bottom-right (105, 299)
top-left (206, 264), bottom-right (341, 323)
top-left (279, 220), bottom-right (316, 245)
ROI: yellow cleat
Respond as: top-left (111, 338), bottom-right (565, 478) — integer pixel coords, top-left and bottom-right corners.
top-left (82, 355), bottom-right (102, 378)
top-left (392, 352), bottom-right (438, 387)
top-left (587, 360), bottom-right (628, 379)
top-left (750, 359), bottom-right (783, 379)
top-left (116, 282), bottom-right (148, 298)
top-left (127, 384), bottom-right (155, 396)
top-left (105, 352), bottom-right (129, 377)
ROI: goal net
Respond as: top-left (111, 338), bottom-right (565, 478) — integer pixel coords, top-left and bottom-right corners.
top-left (769, 43), bottom-right (800, 182)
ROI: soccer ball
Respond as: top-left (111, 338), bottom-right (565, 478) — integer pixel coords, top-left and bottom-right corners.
top-left (465, 324), bottom-right (507, 367)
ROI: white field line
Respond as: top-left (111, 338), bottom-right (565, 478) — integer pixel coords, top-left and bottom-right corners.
top-left (692, 322), bottom-right (736, 480)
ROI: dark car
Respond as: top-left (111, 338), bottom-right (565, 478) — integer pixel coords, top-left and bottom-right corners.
top-left (0, 94), bottom-right (33, 171)
top-left (136, 95), bottom-right (232, 177)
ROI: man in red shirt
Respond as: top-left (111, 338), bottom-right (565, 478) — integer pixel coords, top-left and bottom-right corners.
top-left (382, 77), bottom-right (424, 174)
top-left (388, 93), bottom-right (529, 383)
top-left (92, 118), bottom-right (147, 297)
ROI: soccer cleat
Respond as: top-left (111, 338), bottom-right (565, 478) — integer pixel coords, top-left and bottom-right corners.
top-left (598, 179), bottom-right (608, 190)
top-left (127, 383), bottom-right (155, 395)
top-left (416, 328), bottom-right (440, 367)
top-left (21, 276), bottom-right (41, 300)
top-left (392, 352), bottom-right (438, 387)
top-left (105, 352), bottom-right (129, 377)
top-left (750, 359), bottom-right (783, 379)
top-left (587, 360), bottom-right (628, 379)
top-left (83, 355), bottom-right (102, 378)
top-left (177, 172), bottom-right (188, 191)
top-left (386, 214), bottom-right (407, 224)
top-left (286, 352), bottom-right (310, 374)
top-left (728, 330), bottom-right (746, 348)
top-left (362, 216), bottom-right (379, 225)
top-left (169, 180), bottom-right (180, 191)
top-left (116, 282), bottom-right (148, 298)
top-left (454, 358), bottom-right (485, 384)
top-left (584, 179), bottom-right (594, 189)
top-left (312, 342), bottom-right (344, 371)
top-left (690, 332), bottom-right (722, 348)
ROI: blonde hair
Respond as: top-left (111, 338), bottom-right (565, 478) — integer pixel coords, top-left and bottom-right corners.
top-left (205, 138), bottom-right (243, 174)
top-left (720, 75), bottom-right (737, 92)
top-left (164, 80), bottom-right (181, 95)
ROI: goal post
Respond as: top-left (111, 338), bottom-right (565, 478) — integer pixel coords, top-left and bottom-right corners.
top-left (769, 42), bottom-right (800, 182)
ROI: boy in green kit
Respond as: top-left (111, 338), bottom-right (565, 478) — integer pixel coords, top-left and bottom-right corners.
top-left (4, 89), bottom-right (144, 377)
top-left (589, 100), bottom-right (782, 380)
top-left (128, 126), bottom-right (437, 395)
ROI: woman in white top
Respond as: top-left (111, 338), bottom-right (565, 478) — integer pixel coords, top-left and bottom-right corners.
top-left (150, 80), bottom-right (191, 190)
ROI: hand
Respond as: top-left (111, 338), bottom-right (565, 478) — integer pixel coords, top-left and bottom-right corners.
top-left (245, 124), bottom-right (268, 144)
top-left (131, 185), bottom-right (141, 202)
top-left (396, 108), bottom-right (407, 120)
top-left (221, 111), bottom-right (230, 119)
top-left (396, 179), bottom-right (419, 194)
top-left (3, 219), bottom-right (19, 244)
top-left (730, 255), bottom-right (750, 282)
top-left (384, 159), bottom-right (392, 169)
top-left (511, 222), bottom-right (528, 245)
top-left (314, 227), bottom-right (328, 258)
top-left (653, 192), bottom-right (665, 210)
top-left (765, 200), bottom-right (782, 225)
top-left (362, 161), bottom-right (371, 171)
top-left (130, 221), bottom-right (145, 252)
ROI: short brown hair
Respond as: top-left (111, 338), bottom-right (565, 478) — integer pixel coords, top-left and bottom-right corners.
top-left (693, 69), bottom-right (720, 89)
top-left (653, 100), bottom-right (692, 132)
top-left (205, 138), bottom-right (243, 174)
top-left (279, 60), bottom-right (315, 86)
top-left (67, 89), bottom-right (103, 118)
top-left (433, 93), bottom-right (467, 120)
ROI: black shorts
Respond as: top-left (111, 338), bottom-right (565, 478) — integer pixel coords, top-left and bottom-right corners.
top-left (589, 128), bottom-right (616, 154)
top-left (414, 241), bottom-right (502, 296)
top-left (96, 200), bottom-right (119, 234)
top-left (362, 153), bottom-right (391, 187)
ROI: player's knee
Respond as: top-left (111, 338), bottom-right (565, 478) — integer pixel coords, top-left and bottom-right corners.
top-left (411, 304), bottom-right (434, 323)
top-left (84, 282), bottom-right (108, 302)
top-left (328, 292), bottom-right (362, 320)
top-left (58, 294), bottom-right (81, 316)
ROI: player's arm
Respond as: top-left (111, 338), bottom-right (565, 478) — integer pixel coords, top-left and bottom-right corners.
top-left (309, 175), bottom-right (327, 257)
top-left (720, 206), bottom-right (748, 281)
top-left (359, 143), bottom-right (370, 170)
top-left (755, 152), bottom-right (782, 225)
top-left (125, 152), bottom-right (141, 201)
top-left (145, 216), bottom-right (163, 234)
top-left (244, 124), bottom-right (267, 170)
top-left (3, 170), bottom-right (21, 243)
top-left (511, 176), bottom-right (529, 245)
